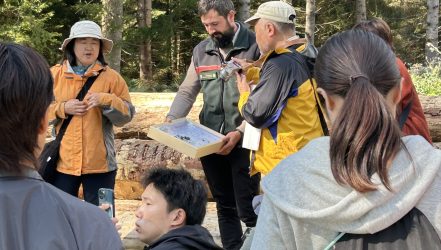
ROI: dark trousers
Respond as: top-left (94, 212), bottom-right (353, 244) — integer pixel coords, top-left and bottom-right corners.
top-left (52, 170), bottom-right (117, 206)
top-left (200, 147), bottom-right (260, 250)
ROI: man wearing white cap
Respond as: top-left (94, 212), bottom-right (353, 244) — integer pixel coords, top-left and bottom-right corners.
top-left (235, 1), bottom-right (326, 177)
top-left (49, 20), bottom-right (135, 206)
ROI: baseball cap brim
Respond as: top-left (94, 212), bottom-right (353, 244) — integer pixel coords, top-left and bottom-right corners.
top-left (245, 15), bottom-right (260, 25)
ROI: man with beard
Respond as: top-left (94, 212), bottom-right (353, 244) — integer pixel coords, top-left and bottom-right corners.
top-left (165, 0), bottom-right (260, 249)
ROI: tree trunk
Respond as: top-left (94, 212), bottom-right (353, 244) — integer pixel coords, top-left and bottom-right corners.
top-left (171, 34), bottom-right (177, 74)
top-left (305, 0), bottom-right (316, 45)
top-left (176, 32), bottom-right (181, 75)
top-left (355, 0), bottom-right (367, 24)
top-left (426, 0), bottom-right (439, 63)
top-left (138, 0), bottom-right (153, 81)
top-left (237, 0), bottom-right (250, 22)
top-left (101, 0), bottom-right (123, 72)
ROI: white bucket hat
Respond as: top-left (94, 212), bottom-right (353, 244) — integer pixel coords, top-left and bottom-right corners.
top-left (60, 20), bottom-right (113, 53)
top-left (245, 1), bottom-right (296, 25)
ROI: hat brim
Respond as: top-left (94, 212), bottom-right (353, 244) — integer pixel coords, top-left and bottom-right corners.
top-left (60, 35), bottom-right (113, 54)
top-left (245, 15), bottom-right (260, 26)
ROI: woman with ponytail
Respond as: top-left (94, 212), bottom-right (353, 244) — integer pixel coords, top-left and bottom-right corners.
top-left (247, 30), bottom-right (441, 249)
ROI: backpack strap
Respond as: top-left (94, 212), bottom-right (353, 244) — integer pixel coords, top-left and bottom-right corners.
top-left (324, 232), bottom-right (345, 250)
top-left (308, 78), bottom-right (329, 136)
top-left (399, 100), bottom-right (413, 129)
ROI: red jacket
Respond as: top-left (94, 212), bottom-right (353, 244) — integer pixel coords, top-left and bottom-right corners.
top-left (396, 58), bottom-right (432, 143)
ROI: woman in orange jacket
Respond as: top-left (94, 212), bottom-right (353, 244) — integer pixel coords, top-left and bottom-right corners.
top-left (49, 20), bottom-right (135, 205)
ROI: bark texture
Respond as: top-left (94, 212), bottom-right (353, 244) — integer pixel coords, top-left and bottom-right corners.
top-left (355, 0), bottom-right (367, 24)
top-left (425, 0), bottom-right (440, 62)
top-left (101, 0), bottom-right (123, 72)
top-left (305, 0), bottom-right (316, 45)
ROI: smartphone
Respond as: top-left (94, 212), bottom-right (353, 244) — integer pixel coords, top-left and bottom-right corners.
top-left (98, 188), bottom-right (115, 218)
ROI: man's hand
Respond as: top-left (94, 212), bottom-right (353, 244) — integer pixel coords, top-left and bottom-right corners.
top-left (64, 99), bottom-right (88, 116)
top-left (217, 130), bottom-right (242, 155)
top-left (85, 91), bottom-right (103, 110)
top-left (99, 204), bottom-right (122, 236)
top-left (231, 57), bottom-right (253, 69)
top-left (236, 72), bottom-right (253, 94)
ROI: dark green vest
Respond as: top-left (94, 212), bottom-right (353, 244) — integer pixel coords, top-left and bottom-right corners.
top-left (192, 23), bottom-right (260, 134)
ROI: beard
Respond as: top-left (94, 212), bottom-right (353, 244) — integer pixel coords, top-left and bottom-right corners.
top-left (211, 25), bottom-right (235, 49)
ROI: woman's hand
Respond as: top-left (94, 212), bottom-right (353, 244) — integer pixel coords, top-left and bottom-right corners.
top-left (64, 99), bottom-right (88, 116)
top-left (85, 91), bottom-right (103, 110)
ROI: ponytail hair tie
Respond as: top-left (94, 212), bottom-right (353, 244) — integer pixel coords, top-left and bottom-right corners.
top-left (349, 74), bottom-right (370, 85)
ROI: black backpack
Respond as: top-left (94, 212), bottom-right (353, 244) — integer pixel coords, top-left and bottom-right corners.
top-left (327, 208), bottom-right (441, 250)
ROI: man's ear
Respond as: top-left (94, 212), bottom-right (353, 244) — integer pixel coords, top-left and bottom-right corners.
top-left (267, 22), bottom-right (276, 37)
top-left (227, 10), bottom-right (236, 24)
top-left (170, 208), bottom-right (186, 227)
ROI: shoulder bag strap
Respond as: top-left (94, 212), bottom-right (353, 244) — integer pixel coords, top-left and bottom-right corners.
top-left (399, 100), bottom-right (412, 129)
top-left (54, 72), bottom-right (101, 141)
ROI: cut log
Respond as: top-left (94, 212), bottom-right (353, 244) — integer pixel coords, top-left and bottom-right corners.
top-left (419, 96), bottom-right (441, 142)
top-left (114, 139), bottom-right (208, 200)
top-left (113, 93), bottom-right (202, 139)
top-left (113, 93), bottom-right (440, 142)
top-left (48, 93), bottom-right (440, 142)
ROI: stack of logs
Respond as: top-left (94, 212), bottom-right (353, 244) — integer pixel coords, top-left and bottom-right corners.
top-left (109, 93), bottom-right (440, 200)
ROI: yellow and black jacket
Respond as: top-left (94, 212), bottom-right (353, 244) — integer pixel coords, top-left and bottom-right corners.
top-left (238, 43), bottom-right (326, 175)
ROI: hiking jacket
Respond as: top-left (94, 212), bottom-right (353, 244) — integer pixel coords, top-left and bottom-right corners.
top-left (49, 61), bottom-right (135, 175)
top-left (167, 22), bottom-right (260, 134)
top-left (145, 225), bottom-right (223, 250)
top-left (249, 136), bottom-right (441, 249)
top-left (0, 168), bottom-right (123, 250)
top-left (238, 42), bottom-right (325, 175)
top-left (397, 58), bottom-right (432, 143)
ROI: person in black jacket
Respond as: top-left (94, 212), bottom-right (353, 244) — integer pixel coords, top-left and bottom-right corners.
top-left (136, 168), bottom-right (222, 250)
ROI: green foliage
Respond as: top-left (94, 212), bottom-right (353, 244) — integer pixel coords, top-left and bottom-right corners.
top-left (410, 62), bottom-right (441, 96)
top-left (0, 0), bottom-right (439, 92)
top-left (0, 0), bottom-right (62, 63)
top-left (121, 0), bottom-right (204, 89)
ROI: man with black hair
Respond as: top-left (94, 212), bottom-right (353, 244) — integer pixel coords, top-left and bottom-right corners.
top-left (135, 167), bottom-right (222, 250)
top-left (166, 0), bottom-right (260, 249)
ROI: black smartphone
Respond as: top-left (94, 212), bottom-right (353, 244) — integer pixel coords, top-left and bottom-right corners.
top-left (98, 188), bottom-right (115, 218)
